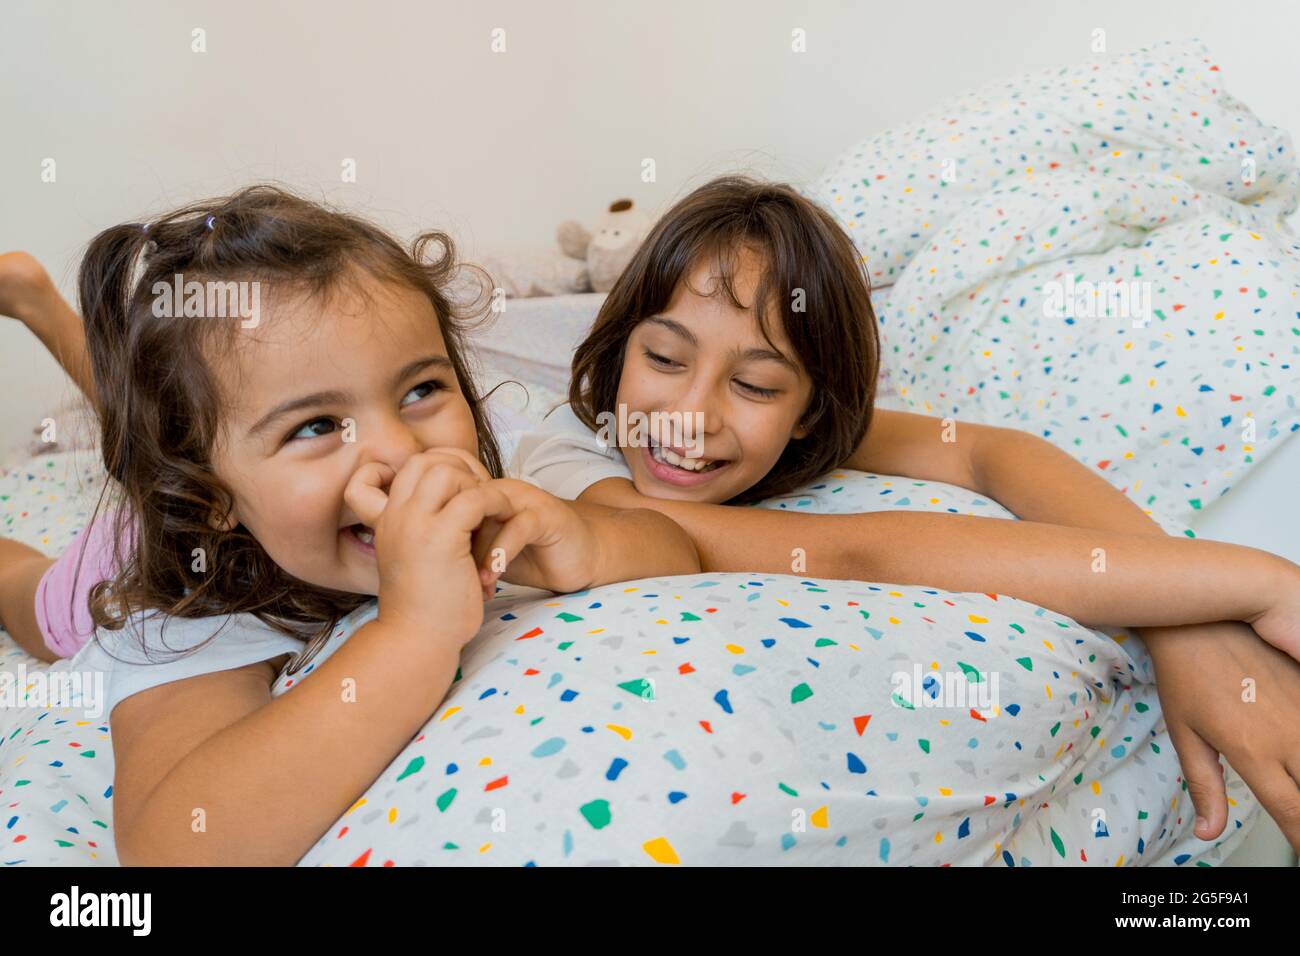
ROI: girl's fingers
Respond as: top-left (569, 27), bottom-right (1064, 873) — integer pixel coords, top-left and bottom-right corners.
top-left (440, 483), bottom-right (518, 539)
top-left (426, 446), bottom-right (493, 483)
top-left (344, 462), bottom-right (396, 526)
top-left (474, 508), bottom-right (543, 582)
top-left (1166, 722), bottom-right (1229, 841)
top-left (470, 518), bottom-right (505, 572)
top-left (1245, 762), bottom-right (1300, 853)
top-left (385, 455), bottom-right (437, 513)
top-left (387, 450), bottom-right (478, 513)
top-left (409, 463), bottom-right (482, 516)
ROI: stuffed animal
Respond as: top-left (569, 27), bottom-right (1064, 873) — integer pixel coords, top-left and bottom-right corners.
top-left (556, 198), bottom-right (650, 293)
top-left (479, 199), bottom-right (651, 298)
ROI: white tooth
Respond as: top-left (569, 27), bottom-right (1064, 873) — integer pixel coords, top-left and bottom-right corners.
top-left (652, 441), bottom-right (716, 472)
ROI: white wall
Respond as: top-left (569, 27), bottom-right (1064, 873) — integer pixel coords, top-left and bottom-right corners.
top-left (3, 0), bottom-right (1298, 453)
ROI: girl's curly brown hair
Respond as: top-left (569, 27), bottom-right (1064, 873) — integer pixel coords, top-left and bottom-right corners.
top-left (77, 184), bottom-right (503, 661)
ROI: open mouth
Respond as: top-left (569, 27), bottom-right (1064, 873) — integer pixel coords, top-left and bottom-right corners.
top-left (643, 438), bottom-right (731, 486)
top-left (345, 523), bottom-right (376, 548)
top-left (648, 437), bottom-right (726, 472)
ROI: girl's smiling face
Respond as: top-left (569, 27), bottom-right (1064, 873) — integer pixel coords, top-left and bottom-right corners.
top-left (615, 246), bottom-right (813, 503)
top-left (208, 268), bottom-right (480, 596)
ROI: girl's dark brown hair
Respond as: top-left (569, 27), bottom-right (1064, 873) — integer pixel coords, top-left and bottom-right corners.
top-left (569, 175), bottom-right (880, 504)
top-left (78, 184), bottom-right (503, 659)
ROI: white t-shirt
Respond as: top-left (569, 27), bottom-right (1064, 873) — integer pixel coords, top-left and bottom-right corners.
top-left (510, 402), bottom-right (633, 499)
top-left (71, 601), bottom-right (379, 719)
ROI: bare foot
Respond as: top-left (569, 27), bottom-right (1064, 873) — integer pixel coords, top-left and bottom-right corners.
top-left (0, 253), bottom-right (95, 402)
top-left (0, 251), bottom-right (57, 328)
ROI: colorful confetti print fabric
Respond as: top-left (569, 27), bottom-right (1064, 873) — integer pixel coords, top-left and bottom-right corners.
top-left (1, 451), bottom-right (112, 864)
top-left (0, 451), bottom-right (1257, 866)
top-left (809, 39), bottom-right (1300, 532)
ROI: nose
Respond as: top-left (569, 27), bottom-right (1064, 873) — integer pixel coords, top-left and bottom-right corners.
top-left (672, 370), bottom-right (725, 440)
top-left (356, 413), bottom-right (423, 480)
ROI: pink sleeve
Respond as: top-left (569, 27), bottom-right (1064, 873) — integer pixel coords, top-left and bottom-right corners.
top-left (33, 509), bottom-right (129, 659)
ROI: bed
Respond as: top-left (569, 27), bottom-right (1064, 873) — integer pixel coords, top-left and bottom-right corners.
top-left (2, 38), bottom-right (1296, 867)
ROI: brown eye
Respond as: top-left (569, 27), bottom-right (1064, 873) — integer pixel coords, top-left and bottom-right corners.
top-left (288, 417), bottom-right (337, 441)
top-left (401, 380), bottom-right (446, 407)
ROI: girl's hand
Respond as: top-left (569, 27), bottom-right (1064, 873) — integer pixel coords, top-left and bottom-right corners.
top-left (470, 478), bottom-right (602, 595)
top-left (344, 447), bottom-right (491, 522)
top-left (1138, 620), bottom-right (1300, 853)
top-left (1242, 556), bottom-right (1300, 665)
top-left (344, 450), bottom-right (504, 642)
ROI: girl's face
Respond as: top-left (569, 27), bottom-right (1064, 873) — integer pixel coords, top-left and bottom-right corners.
top-left (208, 269), bottom-right (480, 596)
top-left (615, 246), bottom-right (813, 503)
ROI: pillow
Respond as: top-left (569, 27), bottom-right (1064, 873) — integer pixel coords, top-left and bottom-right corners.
top-left (466, 292), bottom-right (605, 397)
top-left (807, 39), bottom-right (1300, 531)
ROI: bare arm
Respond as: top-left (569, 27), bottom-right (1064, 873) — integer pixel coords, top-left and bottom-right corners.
top-left (472, 479), bottom-right (700, 594)
top-left (963, 419), bottom-right (1177, 540)
top-left (571, 499), bottom-right (701, 584)
top-left (847, 408), bottom-right (1172, 536)
top-left (112, 618), bottom-right (460, 866)
top-left (579, 477), bottom-right (1282, 630)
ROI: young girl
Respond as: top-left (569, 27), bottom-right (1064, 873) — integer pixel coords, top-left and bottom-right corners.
top-left (0, 187), bottom-right (699, 865)
top-left (513, 175), bottom-right (1300, 654)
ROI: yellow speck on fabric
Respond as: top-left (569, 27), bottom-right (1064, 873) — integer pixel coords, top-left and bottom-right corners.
top-left (643, 837), bottom-right (680, 864)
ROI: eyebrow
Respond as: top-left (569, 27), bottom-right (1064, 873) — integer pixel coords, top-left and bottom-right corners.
top-left (642, 315), bottom-right (800, 374)
top-left (245, 354), bottom-right (455, 439)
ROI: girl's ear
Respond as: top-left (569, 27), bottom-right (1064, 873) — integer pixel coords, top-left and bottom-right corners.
top-left (209, 504), bottom-right (239, 532)
top-left (792, 391), bottom-right (821, 441)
